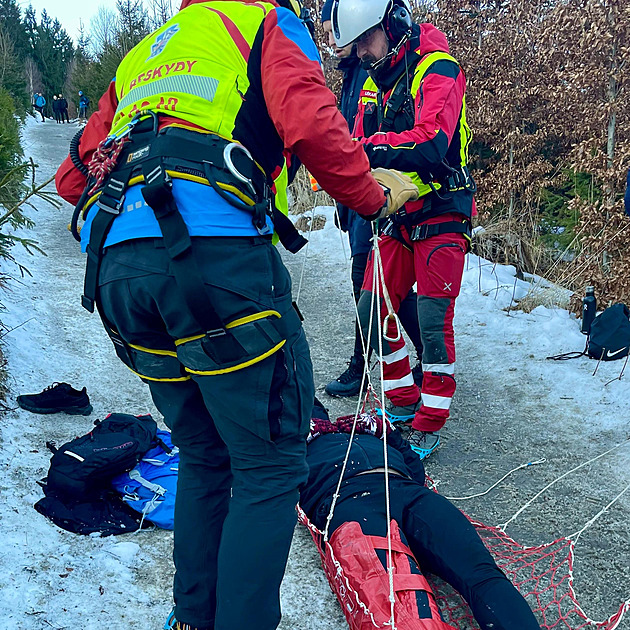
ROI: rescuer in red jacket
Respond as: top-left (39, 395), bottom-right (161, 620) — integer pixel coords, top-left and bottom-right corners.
top-left (55, 1), bottom-right (418, 628)
top-left (332, 0), bottom-right (477, 459)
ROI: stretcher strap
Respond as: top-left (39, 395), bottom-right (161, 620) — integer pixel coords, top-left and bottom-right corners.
top-left (364, 573), bottom-right (434, 594)
top-left (367, 536), bottom-right (415, 557)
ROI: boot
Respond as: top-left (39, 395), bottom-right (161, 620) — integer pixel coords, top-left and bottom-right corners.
top-left (376, 398), bottom-right (421, 424)
top-left (164, 609), bottom-right (211, 630)
top-left (405, 428), bottom-right (440, 459)
top-left (325, 355), bottom-right (365, 397)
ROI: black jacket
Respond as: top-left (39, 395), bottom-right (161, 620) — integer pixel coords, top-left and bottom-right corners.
top-left (336, 55), bottom-right (373, 257)
top-left (338, 55), bottom-right (367, 131)
top-left (299, 430), bottom-right (425, 522)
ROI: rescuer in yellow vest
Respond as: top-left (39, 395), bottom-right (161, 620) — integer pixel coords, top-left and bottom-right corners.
top-left (55, 0), bottom-right (419, 628)
top-left (332, 0), bottom-right (477, 460)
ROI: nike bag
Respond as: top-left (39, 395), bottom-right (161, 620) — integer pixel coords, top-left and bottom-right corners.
top-left (110, 429), bottom-right (178, 529)
top-left (587, 303), bottom-right (630, 361)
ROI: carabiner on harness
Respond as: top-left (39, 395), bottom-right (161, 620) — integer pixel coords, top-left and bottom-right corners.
top-left (223, 142), bottom-right (272, 236)
top-left (223, 142), bottom-right (258, 199)
top-left (102, 110), bottom-right (159, 148)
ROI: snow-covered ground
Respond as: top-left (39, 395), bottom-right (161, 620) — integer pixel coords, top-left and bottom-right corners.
top-left (0, 117), bottom-right (628, 629)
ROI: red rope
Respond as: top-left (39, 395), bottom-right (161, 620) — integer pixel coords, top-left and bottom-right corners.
top-left (87, 136), bottom-right (129, 196)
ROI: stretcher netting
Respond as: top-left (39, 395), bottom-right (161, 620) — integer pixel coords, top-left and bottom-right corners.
top-left (296, 505), bottom-right (630, 630)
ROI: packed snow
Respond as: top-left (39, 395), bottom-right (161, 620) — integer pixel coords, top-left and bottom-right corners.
top-left (0, 117), bottom-right (628, 630)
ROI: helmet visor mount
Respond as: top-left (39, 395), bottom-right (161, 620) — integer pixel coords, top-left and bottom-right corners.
top-left (357, 25), bottom-right (410, 76)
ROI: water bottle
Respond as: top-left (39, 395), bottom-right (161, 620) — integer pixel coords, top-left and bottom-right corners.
top-left (581, 286), bottom-right (596, 335)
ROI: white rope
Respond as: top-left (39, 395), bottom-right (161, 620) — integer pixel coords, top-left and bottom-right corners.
top-left (445, 459), bottom-right (546, 501)
top-left (294, 208), bottom-right (318, 307)
top-left (372, 226), bottom-right (397, 629)
top-left (568, 481), bottom-right (630, 543)
top-left (332, 204), bottom-right (373, 388)
top-left (321, 211), bottom-right (397, 627)
top-left (322, 210), bottom-right (377, 542)
top-left (499, 437), bottom-right (630, 531)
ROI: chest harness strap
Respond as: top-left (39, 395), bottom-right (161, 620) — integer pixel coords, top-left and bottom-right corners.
top-left (80, 114), bottom-right (303, 377)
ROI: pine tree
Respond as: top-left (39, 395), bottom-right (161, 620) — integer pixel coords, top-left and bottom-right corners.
top-left (0, 0), bottom-right (30, 111)
top-left (116, 0), bottom-right (150, 56)
top-left (0, 0), bottom-right (30, 60)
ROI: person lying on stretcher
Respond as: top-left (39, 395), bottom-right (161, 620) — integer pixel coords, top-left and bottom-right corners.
top-left (299, 401), bottom-right (540, 630)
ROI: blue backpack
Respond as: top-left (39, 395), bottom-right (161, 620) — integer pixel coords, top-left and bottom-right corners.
top-left (111, 429), bottom-right (178, 529)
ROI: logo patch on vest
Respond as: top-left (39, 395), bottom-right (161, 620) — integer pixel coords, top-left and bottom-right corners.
top-left (127, 145), bottom-right (150, 163)
top-left (147, 24), bottom-right (180, 61)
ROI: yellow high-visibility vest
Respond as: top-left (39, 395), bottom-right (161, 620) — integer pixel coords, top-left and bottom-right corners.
top-left (111, 1), bottom-right (291, 224)
top-left (359, 51), bottom-right (472, 196)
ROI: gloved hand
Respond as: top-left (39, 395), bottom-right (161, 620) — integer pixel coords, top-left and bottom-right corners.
top-left (370, 168), bottom-right (419, 220)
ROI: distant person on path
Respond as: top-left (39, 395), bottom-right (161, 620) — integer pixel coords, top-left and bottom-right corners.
top-left (53, 96), bottom-right (61, 123)
top-left (319, 0), bottom-right (423, 399)
top-left (33, 92), bottom-right (46, 122)
top-left (78, 91), bottom-right (89, 120)
top-left (59, 94), bottom-right (70, 123)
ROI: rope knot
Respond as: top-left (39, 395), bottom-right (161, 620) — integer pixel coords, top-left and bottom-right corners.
top-left (87, 136), bottom-right (129, 196)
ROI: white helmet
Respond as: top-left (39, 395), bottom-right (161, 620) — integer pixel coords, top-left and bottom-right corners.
top-left (332, 0), bottom-right (412, 48)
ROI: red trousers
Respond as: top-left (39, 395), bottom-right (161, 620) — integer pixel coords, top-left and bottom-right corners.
top-left (358, 215), bottom-right (467, 432)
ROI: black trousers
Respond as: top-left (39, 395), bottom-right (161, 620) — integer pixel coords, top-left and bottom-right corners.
top-left (323, 476), bottom-right (540, 630)
top-left (351, 251), bottom-right (422, 363)
top-left (98, 238), bottom-right (313, 630)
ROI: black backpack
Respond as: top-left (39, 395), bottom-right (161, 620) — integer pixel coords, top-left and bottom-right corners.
top-left (587, 303), bottom-right (630, 361)
top-left (45, 413), bottom-right (158, 498)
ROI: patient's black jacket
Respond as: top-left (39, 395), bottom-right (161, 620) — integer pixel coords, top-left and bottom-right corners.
top-left (300, 430), bottom-right (426, 524)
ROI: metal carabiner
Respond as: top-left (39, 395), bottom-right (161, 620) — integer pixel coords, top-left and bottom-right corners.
top-left (103, 111), bottom-right (159, 147)
top-left (382, 313), bottom-right (402, 343)
top-left (223, 142), bottom-right (258, 199)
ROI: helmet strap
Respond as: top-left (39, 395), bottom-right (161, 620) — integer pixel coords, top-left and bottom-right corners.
top-left (366, 29), bottom-right (410, 76)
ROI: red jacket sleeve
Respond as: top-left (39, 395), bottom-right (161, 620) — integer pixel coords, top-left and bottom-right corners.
top-left (55, 80), bottom-right (119, 206)
top-left (260, 9), bottom-right (385, 217)
top-left (358, 60), bottom-right (466, 181)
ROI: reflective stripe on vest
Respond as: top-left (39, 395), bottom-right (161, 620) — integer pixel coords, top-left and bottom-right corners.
top-left (359, 51), bottom-right (472, 198)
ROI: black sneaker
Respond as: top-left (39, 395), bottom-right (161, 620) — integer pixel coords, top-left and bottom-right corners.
top-left (17, 382), bottom-right (93, 416)
top-left (325, 356), bottom-right (365, 397)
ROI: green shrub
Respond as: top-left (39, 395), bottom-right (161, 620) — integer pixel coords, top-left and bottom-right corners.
top-left (0, 87), bottom-right (46, 270)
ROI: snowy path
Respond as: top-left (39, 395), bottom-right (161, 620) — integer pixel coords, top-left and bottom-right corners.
top-left (0, 118), bottom-right (628, 629)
